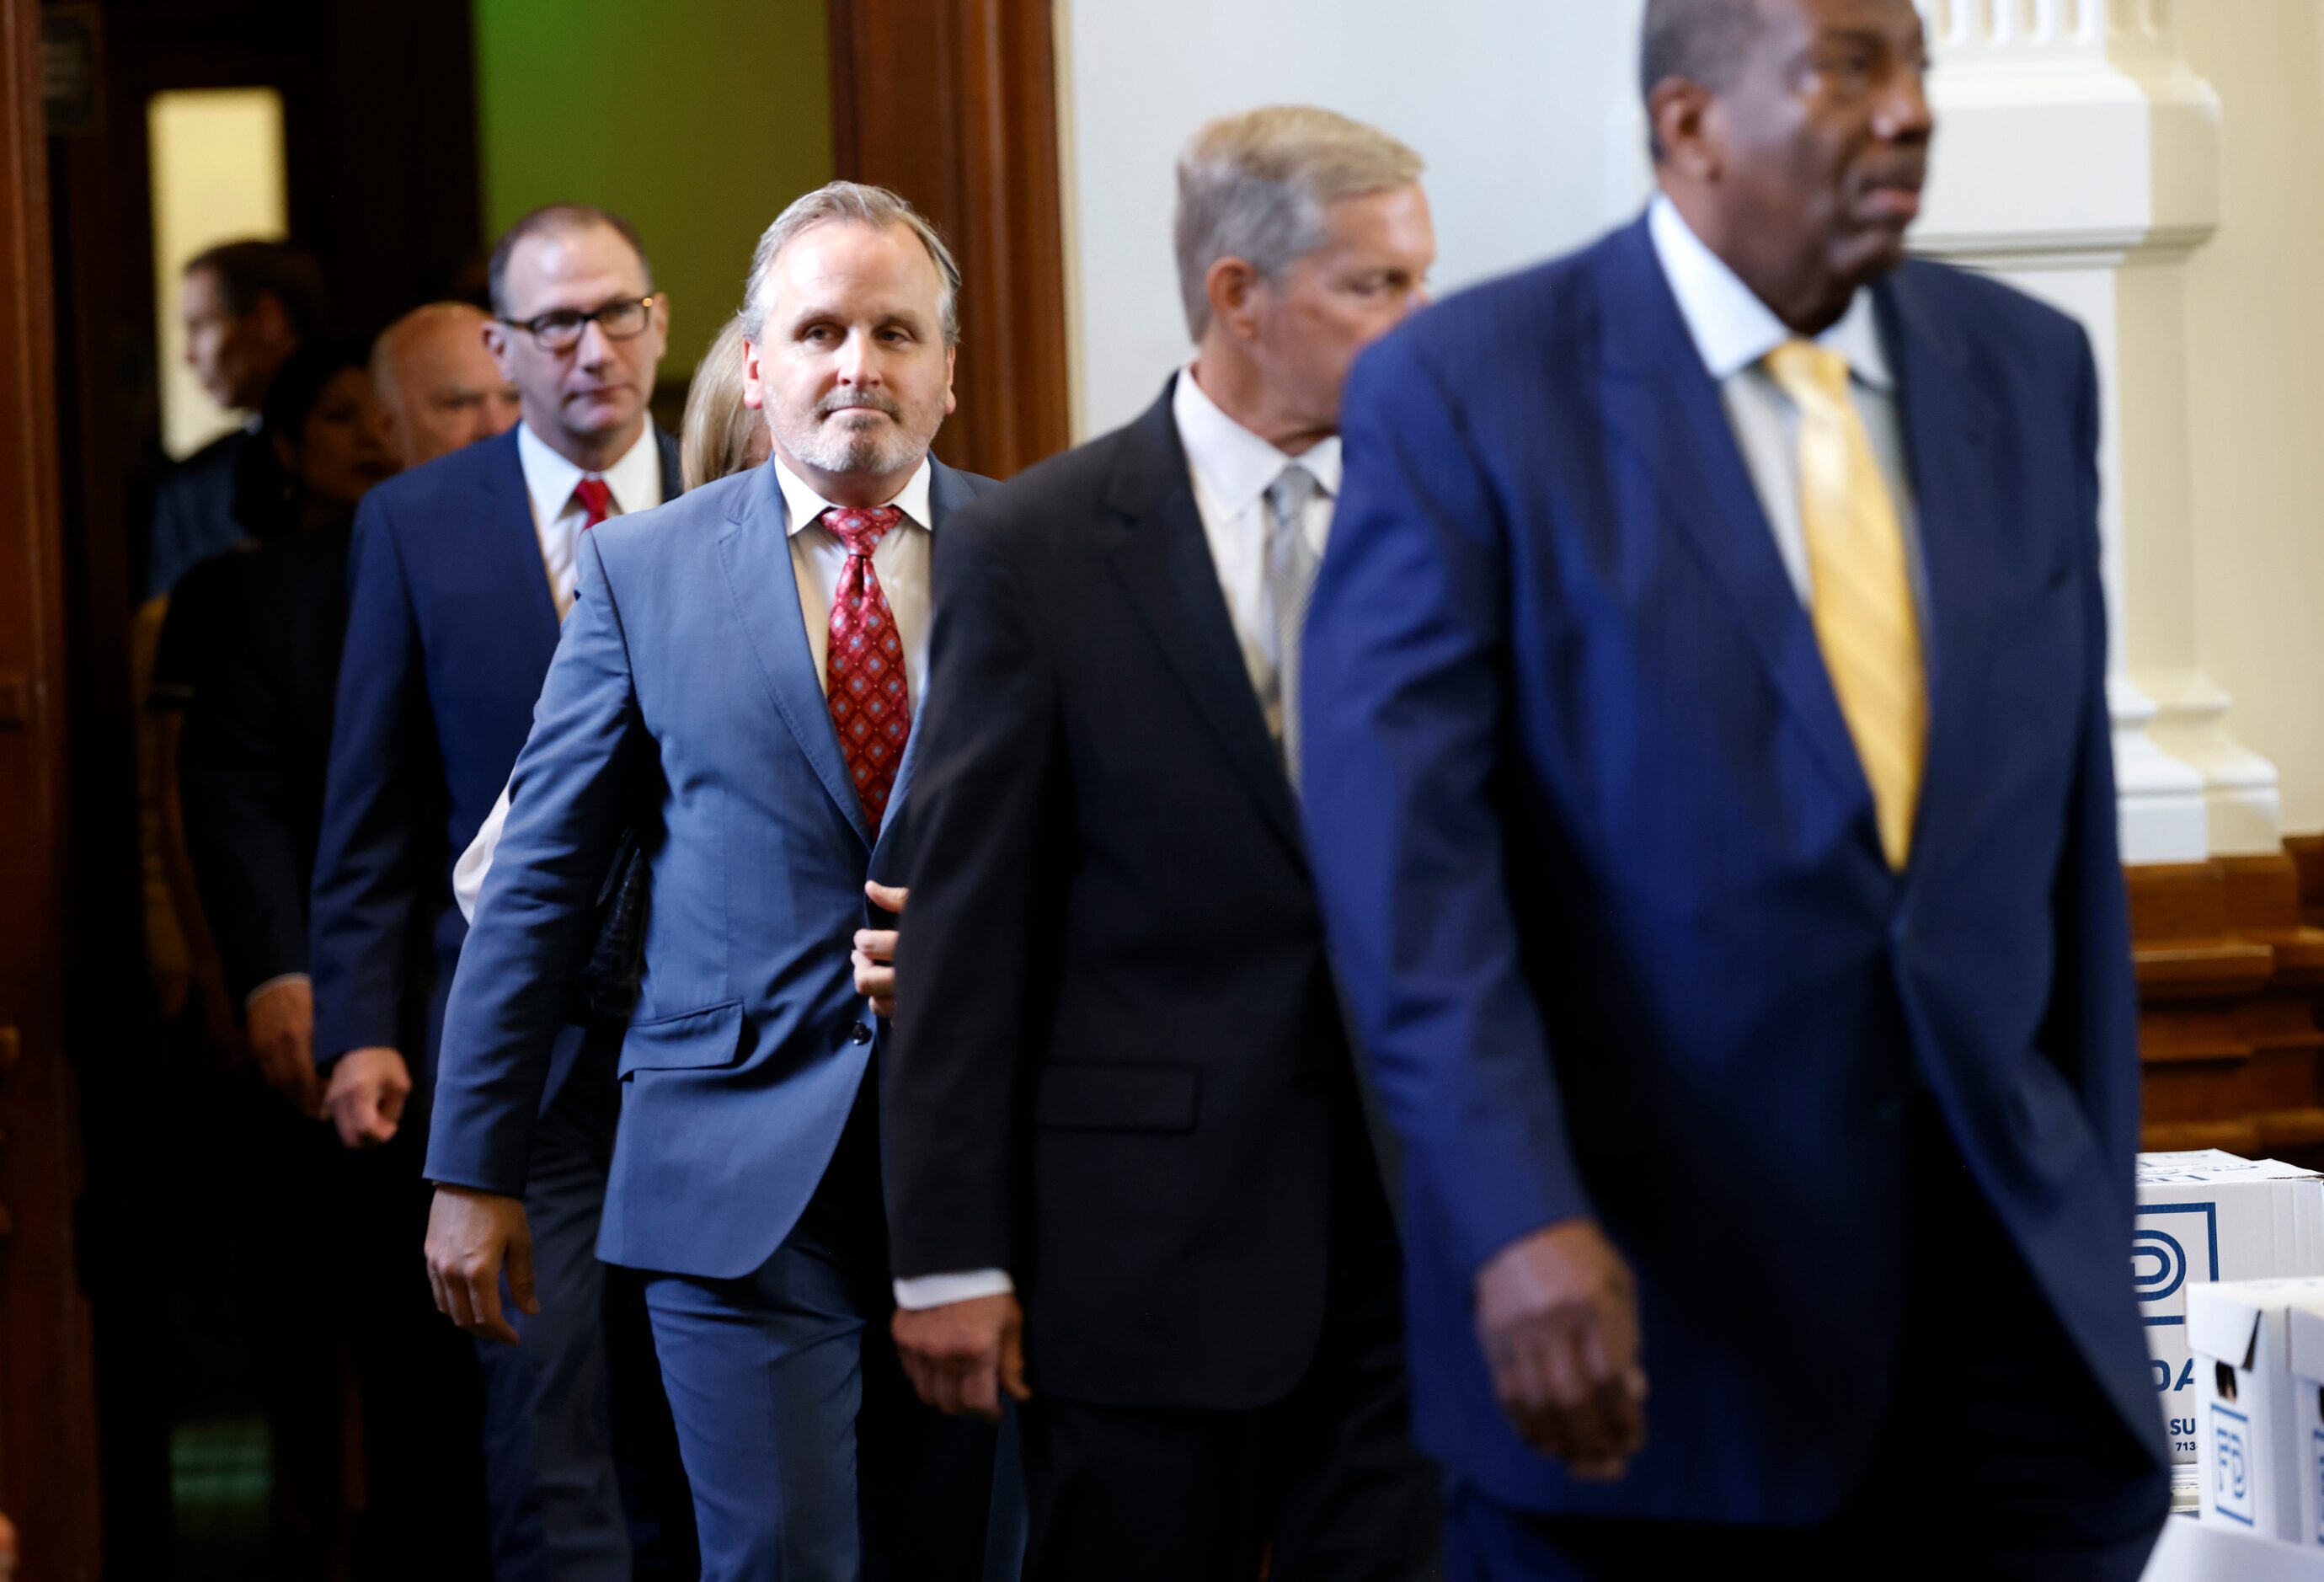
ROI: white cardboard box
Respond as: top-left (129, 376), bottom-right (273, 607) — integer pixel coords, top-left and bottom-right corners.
top-left (2138, 1152), bottom-right (2324, 1463)
top-left (2189, 1279), bottom-right (2324, 1539)
top-left (2288, 1306), bottom-right (2324, 1547)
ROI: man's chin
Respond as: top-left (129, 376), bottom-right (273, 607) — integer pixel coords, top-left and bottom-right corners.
top-left (1829, 234), bottom-right (1910, 298)
top-left (564, 393), bottom-right (641, 440)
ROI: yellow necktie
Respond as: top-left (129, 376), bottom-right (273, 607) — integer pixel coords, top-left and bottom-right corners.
top-left (1762, 340), bottom-right (1926, 871)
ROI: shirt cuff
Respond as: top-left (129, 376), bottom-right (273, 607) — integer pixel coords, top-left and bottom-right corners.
top-left (893, 1269), bottom-right (1014, 1311)
top-left (244, 973), bottom-right (311, 1013)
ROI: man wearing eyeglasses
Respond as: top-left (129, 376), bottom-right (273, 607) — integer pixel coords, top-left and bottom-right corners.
top-left (309, 203), bottom-right (687, 1579)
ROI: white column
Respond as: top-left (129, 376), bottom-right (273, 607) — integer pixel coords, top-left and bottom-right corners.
top-left (1913, 0), bottom-right (2275, 863)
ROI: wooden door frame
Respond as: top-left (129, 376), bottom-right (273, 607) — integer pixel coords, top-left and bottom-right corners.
top-left (826, 0), bottom-right (1072, 479)
top-left (0, 0), bottom-right (105, 1574)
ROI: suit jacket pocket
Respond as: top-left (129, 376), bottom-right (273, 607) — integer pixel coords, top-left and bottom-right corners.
top-left (618, 999), bottom-right (745, 1077)
top-left (1033, 1062), bottom-right (1200, 1134)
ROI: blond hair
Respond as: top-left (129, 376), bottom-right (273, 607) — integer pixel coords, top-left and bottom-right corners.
top-left (680, 315), bottom-right (762, 490)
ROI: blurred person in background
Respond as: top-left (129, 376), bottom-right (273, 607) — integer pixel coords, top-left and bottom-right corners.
top-left (162, 341), bottom-right (494, 1574)
top-left (145, 238), bottom-right (329, 599)
top-left (679, 312), bottom-right (772, 489)
top-left (373, 301), bottom-right (523, 469)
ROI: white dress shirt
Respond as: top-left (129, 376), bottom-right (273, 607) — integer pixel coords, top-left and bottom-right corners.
top-left (454, 457), bottom-right (937, 926)
top-left (777, 455), bottom-right (938, 705)
top-left (1645, 195), bottom-right (1920, 607)
top-left (517, 419), bottom-right (665, 617)
top-left (1172, 364), bottom-right (1339, 698)
top-left (892, 367), bottom-right (1338, 1313)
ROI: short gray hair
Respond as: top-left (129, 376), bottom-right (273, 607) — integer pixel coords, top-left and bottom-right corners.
top-left (743, 181), bottom-right (962, 347)
top-left (1173, 106), bottom-right (1424, 341)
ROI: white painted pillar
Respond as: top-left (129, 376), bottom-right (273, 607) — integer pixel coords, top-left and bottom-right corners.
top-left (1913, 0), bottom-right (2277, 863)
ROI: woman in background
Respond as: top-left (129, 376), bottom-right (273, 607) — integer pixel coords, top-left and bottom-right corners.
top-left (678, 312), bottom-right (772, 490)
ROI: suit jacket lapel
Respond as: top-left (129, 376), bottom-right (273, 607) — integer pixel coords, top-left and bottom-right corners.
top-left (481, 430), bottom-right (564, 669)
top-left (1104, 381), bottom-right (1307, 862)
top-left (654, 426), bottom-right (684, 501)
top-left (871, 459), bottom-right (979, 858)
top-left (1597, 219), bottom-right (1871, 819)
top-left (718, 461), bottom-right (874, 848)
top-left (1875, 270), bottom-right (1997, 880)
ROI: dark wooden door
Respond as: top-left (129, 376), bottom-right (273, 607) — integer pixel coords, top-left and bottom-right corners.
top-left (827, 0), bottom-right (1072, 480)
top-left (0, 0), bottom-right (106, 1574)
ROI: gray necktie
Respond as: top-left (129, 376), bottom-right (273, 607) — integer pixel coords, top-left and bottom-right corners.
top-left (1264, 464), bottom-right (1322, 786)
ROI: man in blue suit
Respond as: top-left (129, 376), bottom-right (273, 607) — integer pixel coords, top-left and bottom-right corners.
top-left (309, 203), bottom-right (685, 1579)
top-left (1300, 1), bottom-right (2170, 1575)
top-left (421, 183), bottom-right (1010, 1581)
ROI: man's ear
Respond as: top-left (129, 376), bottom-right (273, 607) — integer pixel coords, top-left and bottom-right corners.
top-left (943, 343), bottom-right (958, 417)
top-left (483, 318), bottom-right (516, 382)
top-left (742, 338), bottom-right (766, 411)
top-left (1648, 78), bottom-right (1720, 182)
top-left (1205, 256), bottom-right (1264, 341)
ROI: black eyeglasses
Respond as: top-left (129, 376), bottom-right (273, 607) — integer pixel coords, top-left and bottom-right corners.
top-left (500, 295), bottom-right (660, 352)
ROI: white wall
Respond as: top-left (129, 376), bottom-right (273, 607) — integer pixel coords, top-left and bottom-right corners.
top-left (1057, 0), bottom-right (1649, 439)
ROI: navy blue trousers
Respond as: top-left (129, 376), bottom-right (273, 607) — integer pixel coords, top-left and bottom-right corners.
top-left (640, 1077), bottom-right (1023, 1582)
top-left (478, 1036), bottom-right (692, 1581)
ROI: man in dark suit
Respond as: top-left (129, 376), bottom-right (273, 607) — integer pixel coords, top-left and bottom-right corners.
top-left (422, 183), bottom-right (1013, 1580)
top-left (1298, 1), bottom-right (2171, 1575)
top-left (144, 239), bottom-right (326, 598)
top-left (882, 109), bottom-right (1442, 1579)
top-left (309, 204), bottom-right (683, 1580)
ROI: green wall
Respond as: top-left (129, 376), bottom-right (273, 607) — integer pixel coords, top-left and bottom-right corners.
top-left (472, 0), bottom-right (834, 377)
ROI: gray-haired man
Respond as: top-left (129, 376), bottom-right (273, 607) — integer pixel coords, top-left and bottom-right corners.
top-left (421, 182), bottom-right (1014, 1580)
top-left (884, 106), bottom-right (1444, 1578)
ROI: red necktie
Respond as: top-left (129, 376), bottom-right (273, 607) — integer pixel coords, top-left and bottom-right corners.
top-left (823, 506), bottom-right (911, 834)
top-left (573, 477), bottom-right (615, 531)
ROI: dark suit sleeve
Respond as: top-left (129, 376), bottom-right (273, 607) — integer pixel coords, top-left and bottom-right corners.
top-left (1299, 329), bottom-right (1598, 1280)
top-left (2038, 328), bottom-right (2142, 1188)
top-left (179, 559), bottom-right (309, 1002)
top-left (425, 529), bottom-right (647, 1194)
top-left (310, 494), bottom-right (429, 1064)
top-left (883, 504), bottom-right (1060, 1280)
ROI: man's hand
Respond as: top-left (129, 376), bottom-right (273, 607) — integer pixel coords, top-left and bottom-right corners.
top-left (893, 1292), bottom-right (1028, 1422)
top-left (245, 978), bottom-right (322, 1118)
top-left (323, 1045), bottom-right (411, 1149)
top-left (1476, 1220), bottom-right (1648, 1480)
top-left (425, 1185), bottom-right (537, 1346)
top-left (853, 881), bottom-right (908, 1019)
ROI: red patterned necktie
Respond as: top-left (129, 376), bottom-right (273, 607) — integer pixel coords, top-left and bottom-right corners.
top-left (823, 506), bottom-right (911, 833)
top-left (573, 477), bottom-right (615, 530)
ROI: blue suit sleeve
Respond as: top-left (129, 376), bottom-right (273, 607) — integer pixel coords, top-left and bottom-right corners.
top-left (425, 531), bottom-right (644, 1195)
top-left (2040, 328), bottom-right (2142, 1191)
top-left (311, 494), bottom-right (427, 1065)
top-left (1300, 329), bottom-right (1597, 1280)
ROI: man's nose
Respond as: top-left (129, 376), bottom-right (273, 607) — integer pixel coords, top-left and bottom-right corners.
top-left (573, 317), bottom-right (617, 368)
top-left (835, 331), bottom-right (880, 385)
top-left (1877, 64), bottom-right (1935, 142)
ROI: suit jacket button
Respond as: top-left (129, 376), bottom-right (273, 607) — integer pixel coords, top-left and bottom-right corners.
top-left (849, 1022), bottom-right (874, 1045)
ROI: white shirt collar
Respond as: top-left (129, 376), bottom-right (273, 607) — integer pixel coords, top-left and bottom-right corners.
top-left (1172, 363), bottom-right (1343, 516)
top-left (773, 453), bottom-right (935, 538)
top-left (516, 420), bottom-right (665, 525)
top-left (1646, 194), bottom-right (1892, 392)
